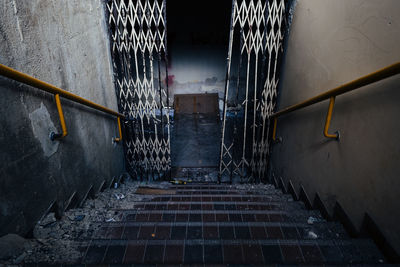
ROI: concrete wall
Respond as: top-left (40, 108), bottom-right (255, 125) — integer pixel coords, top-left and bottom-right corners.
top-left (168, 44), bottom-right (227, 112)
top-left (0, 0), bottom-right (124, 236)
top-left (270, 0), bottom-right (400, 256)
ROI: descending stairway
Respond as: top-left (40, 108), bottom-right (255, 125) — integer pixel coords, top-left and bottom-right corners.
top-left (78, 183), bottom-right (385, 266)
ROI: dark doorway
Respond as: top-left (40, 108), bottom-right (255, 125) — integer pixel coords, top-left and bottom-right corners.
top-left (167, 1), bottom-right (231, 181)
top-left (171, 93), bottom-right (220, 169)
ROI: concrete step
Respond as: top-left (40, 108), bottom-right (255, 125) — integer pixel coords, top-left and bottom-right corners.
top-left (147, 194), bottom-right (292, 202)
top-left (119, 201), bottom-right (300, 212)
top-left (81, 238), bottom-right (385, 265)
top-left (89, 221), bottom-right (349, 241)
top-left (23, 182), bottom-right (387, 265)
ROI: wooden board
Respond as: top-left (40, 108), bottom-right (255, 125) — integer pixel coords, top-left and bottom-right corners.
top-left (174, 93), bottom-right (219, 114)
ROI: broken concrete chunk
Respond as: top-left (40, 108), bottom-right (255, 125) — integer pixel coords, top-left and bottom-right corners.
top-left (0, 234), bottom-right (28, 260)
top-left (40, 212), bottom-right (57, 227)
top-left (14, 251), bottom-right (27, 264)
top-left (307, 216), bottom-right (317, 224)
top-left (68, 215), bottom-right (85, 221)
top-left (307, 231), bottom-right (318, 239)
top-left (114, 193), bottom-right (125, 200)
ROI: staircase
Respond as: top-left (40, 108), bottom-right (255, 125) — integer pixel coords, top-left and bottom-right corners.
top-left (78, 182), bottom-right (385, 265)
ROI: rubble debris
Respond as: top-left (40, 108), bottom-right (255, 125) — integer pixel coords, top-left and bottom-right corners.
top-left (308, 231), bottom-right (318, 239)
top-left (0, 179), bottom-right (161, 265)
top-left (172, 167), bottom-right (219, 182)
top-left (114, 193), bottom-right (125, 200)
top-left (170, 179), bottom-right (193, 184)
top-left (69, 215), bottom-right (85, 222)
top-left (135, 187), bottom-right (176, 195)
top-left (307, 216), bottom-right (325, 224)
top-left (307, 216), bottom-right (318, 224)
top-left (0, 234), bottom-right (29, 260)
top-left (234, 183), bottom-right (278, 193)
top-left (14, 251), bottom-right (27, 264)
top-left (39, 212), bottom-right (57, 227)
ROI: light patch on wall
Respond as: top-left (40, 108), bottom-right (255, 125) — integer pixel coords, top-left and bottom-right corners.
top-left (29, 102), bottom-right (59, 157)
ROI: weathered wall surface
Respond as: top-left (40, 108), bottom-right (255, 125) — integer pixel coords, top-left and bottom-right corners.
top-left (0, 0), bottom-right (124, 236)
top-left (168, 45), bottom-right (227, 112)
top-left (270, 0), bottom-right (400, 256)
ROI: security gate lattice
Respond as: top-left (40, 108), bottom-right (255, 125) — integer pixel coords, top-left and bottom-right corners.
top-left (106, 0), bottom-right (170, 179)
top-left (219, 0), bottom-right (288, 182)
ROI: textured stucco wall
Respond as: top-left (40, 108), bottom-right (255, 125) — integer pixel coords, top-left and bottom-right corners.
top-left (0, 0), bottom-right (124, 236)
top-left (270, 0), bottom-right (400, 255)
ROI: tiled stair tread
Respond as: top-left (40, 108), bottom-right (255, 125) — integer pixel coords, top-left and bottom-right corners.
top-left (93, 221), bottom-right (338, 227)
top-left (171, 190), bottom-right (282, 193)
top-left (167, 194), bottom-right (290, 198)
top-left (154, 185), bottom-right (285, 193)
top-left (87, 237), bottom-right (380, 246)
top-left (81, 213), bottom-right (317, 225)
top-left (171, 192), bottom-right (285, 197)
top-left (30, 182), bottom-right (385, 265)
top-left (118, 210), bottom-right (323, 222)
top-left (171, 189), bottom-right (283, 194)
top-left (172, 188), bottom-right (282, 193)
top-left (122, 200), bottom-right (300, 205)
top-left (112, 204), bottom-right (308, 214)
top-left (143, 195), bottom-right (292, 201)
top-left (117, 201), bottom-right (312, 212)
top-left (81, 238), bottom-right (385, 265)
top-left (169, 184), bottom-right (276, 188)
top-left (170, 186), bottom-right (284, 189)
top-left (114, 201), bottom-right (304, 210)
top-left (119, 209), bottom-right (302, 215)
top-left (118, 211), bottom-right (314, 224)
top-left (90, 222), bottom-right (347, 241)
top-left (121, 209), bottom-right (303, 214)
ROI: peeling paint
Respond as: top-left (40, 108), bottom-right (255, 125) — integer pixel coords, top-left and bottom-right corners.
top-left (12, 0), bottom-right (24, 42)
top-left (28, 102), bottom-right (59, 157)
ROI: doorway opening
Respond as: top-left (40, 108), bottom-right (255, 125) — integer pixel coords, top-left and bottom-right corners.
top-left (171, 93), bottom-right (220, 182)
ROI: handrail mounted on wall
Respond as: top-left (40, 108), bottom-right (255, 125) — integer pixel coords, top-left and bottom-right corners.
top-left (0, 63), bottom-right (124, 142)
top-left (271, 62), bottom-right (400, 141)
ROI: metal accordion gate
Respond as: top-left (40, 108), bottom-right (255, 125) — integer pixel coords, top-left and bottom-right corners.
top-left (105, 0), bottom-right (171, 180)
top-left (219, 0), bottom-right (289, 183)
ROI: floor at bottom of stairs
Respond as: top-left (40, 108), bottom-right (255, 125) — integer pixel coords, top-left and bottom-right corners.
top-left (5, 179), bottom-right (389, 266)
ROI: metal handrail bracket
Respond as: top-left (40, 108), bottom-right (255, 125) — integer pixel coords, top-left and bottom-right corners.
top-left (50, 94), bottom-right (68, 140)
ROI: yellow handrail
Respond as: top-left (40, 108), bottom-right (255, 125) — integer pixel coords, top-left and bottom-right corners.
top-left (53, 94), bottom-right (68, 140)
top-left (323, 97), bottom-right (338, 139)
top-left (271, 62), bottom-right (400, 140)
top-left (113, 117), bottom-right (123, 143)
top-left (0, 63), bottom-right (124, 142)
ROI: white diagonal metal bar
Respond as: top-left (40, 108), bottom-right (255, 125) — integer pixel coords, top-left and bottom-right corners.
top-left (220, 0), bottom-right (287, 181)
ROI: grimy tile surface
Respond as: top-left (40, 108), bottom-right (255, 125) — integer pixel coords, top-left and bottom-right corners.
top-left (78, 183), bottom-right (386, 265)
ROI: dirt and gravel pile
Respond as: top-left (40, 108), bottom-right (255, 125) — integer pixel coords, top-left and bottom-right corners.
top-left (0, 176), bottom-right (286, 265)
top-left (0, 179), bottom-right (169, 265)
